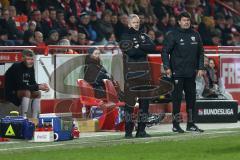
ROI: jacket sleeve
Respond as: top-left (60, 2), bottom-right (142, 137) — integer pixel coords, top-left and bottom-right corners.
top-left (120, 34), bottom-right (155, 57)
top-left (197, 33), bottom-right (204, 70)
top-left (120, 34), bottom-right (146, 58)
top-left (29, 68), bottom-right (39, 91)
top-left (139, 33), bottom-right (156, 53)
top-left (95, 66), bottom-right (111, 86)
top-left (161, 31), bottom-right (175, 70)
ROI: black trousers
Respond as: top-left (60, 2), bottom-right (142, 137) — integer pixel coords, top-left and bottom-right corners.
top-left (125, 99), bottom-right (149, 134)
top-left (172, 76), bottom-right (196, 124)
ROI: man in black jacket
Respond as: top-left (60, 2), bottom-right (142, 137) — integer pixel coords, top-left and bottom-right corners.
top-left (120, 14), bottom-right (156, 138)
top-left (161, 12), bottom-right (204, 133)
top-left (5, 49), bottom-right (49, 118)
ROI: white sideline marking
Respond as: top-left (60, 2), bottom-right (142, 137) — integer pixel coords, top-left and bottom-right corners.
top-left (0, 130), bottom-right (238, 151)
top-left (0, 142), bottom-right (19, 144)
top-left (0, 144), bottom-right (64, 151)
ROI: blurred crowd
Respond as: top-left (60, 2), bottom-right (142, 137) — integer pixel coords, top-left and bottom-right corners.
top-left (0, 0), bottom-right (240, 48)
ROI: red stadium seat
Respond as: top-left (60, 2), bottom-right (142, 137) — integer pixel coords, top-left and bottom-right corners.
top-left (99, 79), bottom-right (125, 131)
top-left (103, 79), bottom-right (125, 107)
top-left (77, 79), bottom-right (104, 107)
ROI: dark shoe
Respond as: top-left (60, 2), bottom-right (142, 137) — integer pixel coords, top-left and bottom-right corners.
top-left (146, 113), bottom-right (165, 127)
top-left (136, 131), bottom-right (151, 138)
top-left (186, 123), bottom-right (204, 133)
top-left (172, 124), bottom-right (185, 133)
top-left (125, 133), bottom-right (133, 139)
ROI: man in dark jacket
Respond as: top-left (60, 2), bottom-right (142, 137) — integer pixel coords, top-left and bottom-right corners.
top-left (120, 14), bottom-right (157, 138)
top-left (161, 12), bottom-right (204, 133)
top-left (5, 49), bottom-right (49, 118)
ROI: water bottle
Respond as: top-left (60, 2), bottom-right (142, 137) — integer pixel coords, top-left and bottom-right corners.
top-left (82, 105), bottom-right (87, 119)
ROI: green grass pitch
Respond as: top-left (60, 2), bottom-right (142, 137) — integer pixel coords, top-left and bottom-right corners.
top-left (0, 128), bottom-right (240, 160)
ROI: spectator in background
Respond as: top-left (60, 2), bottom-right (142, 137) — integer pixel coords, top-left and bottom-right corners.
top-left (46, 29), bottom-right (59, 45)
top-left (77, 32), bottom-right (90, 45)
top-left (40, 8), bottom-right (51, 38)
top-left (210, 29), bottom-right (222, 46)
top-left (155, 31), bottom-right (164, 45)
top-left (138, 12), bottom-right (148, 32)
top-left (66, 14), bottom-right (78, 31)
top-left (119, 0), bottom-right (139, 15)
top-left (97, 10), bottom-right (114, 40)
top-left (114, 14), bottom-right (128, 41)
top-left (56, 10), bottom-right (67, 30)
top-left (22, 30), bottom-right (35, 46)
top-left (31, 9), bottom-right (44, 35)
top-left (172, 0), bottom-right (185, 16)
top-left (20, 22), bottom-right (29, 36)
top-left (68, 30), bottom-right (78, 45)
top-left (153, 0), bottom-right (173, 20)
top-left (232, 34), bottom-right (240, 46)
top-left (34, 31), bottom-right (46, 54)
top-left (168, 15), bottom-right (177, 31)
top-left (0, 29), bottom-right (15, 46)
top-left (147, 29), bottom-right (156, 42)
top-left (137, 0), bottom-right (156, 22)
top-left (215, 13), bottom-right (228, 45)
top-left (5, 49), bottom-right (49, 118)
top-left (0, 30), bottom-right (7, 46)
top-left (57, 38), bottom-right (77, 54)
top-left (198, 16), bottom-right (216, 45)
top-left (71, 0), bottom-right (83, 17)
top-left (216, 0), bottom-right (234, 18)
top-left (0, 9), bottom-right (20, 40)
top-left (0, 0), bottom-right (239, 47)
top-left (105, 0), bottom-right (120, 14)
top-left (8, 5), bottom-right (28, 32)
top-left (225, 15), bottom-right (240, 37)
top-left (184, 0), bottom-right (200, 17)
top-left (77, 12), bottom-right (97, 41)
top-left (105, 32), bottom-right (118, 46)
top-left (111, 13), bottom-right (118, 26)
top-left (157, 13), bottom-right (170, 34)
top-left (49, 7), bottom-right (60, 30)
top-left (138, 0), bottom-right (155, 19)
top-left (194, 5), bottom-right (204, 25)
top-left (28, 21), bottom-right (37, 33)
top-left (12, 0), bottom-right (28, 15)
top-left (34, 31), bottom-right (45, 46)
top-left (41, 8), bottom-right (50, 20)
top-left (208, 58), bottom-right (218, 89)
top-left (233, 0), bottom-right (240, 27)
top-left (200, 0), bottom-right (212, 16)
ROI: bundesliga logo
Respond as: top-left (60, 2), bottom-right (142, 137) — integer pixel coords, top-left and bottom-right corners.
top-left (198, 108), bottom-right (234, 116)
top-left (198, 109), bottom-right (204, 115)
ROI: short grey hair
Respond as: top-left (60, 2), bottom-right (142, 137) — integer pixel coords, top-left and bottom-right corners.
top-left (128, 14), bottom-right (139, 23)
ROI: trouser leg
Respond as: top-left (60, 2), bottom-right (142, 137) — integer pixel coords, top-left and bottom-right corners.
top-left (172, 78), bottom-right (184, 125)
top-left (184, 77), bottom-right (196, 123)
top-left (124, 104), bottom-right (134, 135)
top-left (137, 99), bottom-right (149, 133)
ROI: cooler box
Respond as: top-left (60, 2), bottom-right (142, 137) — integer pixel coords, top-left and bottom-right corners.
top-left (38, 113), bottom-right (73, 141)
top-left (0, 116), bottom-right (34, 139)
top-left (194, 100), bottom-right (238, 123)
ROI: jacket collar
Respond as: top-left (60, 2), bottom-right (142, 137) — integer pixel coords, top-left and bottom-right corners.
top-left (177, 27), bottom-right (192, 33)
